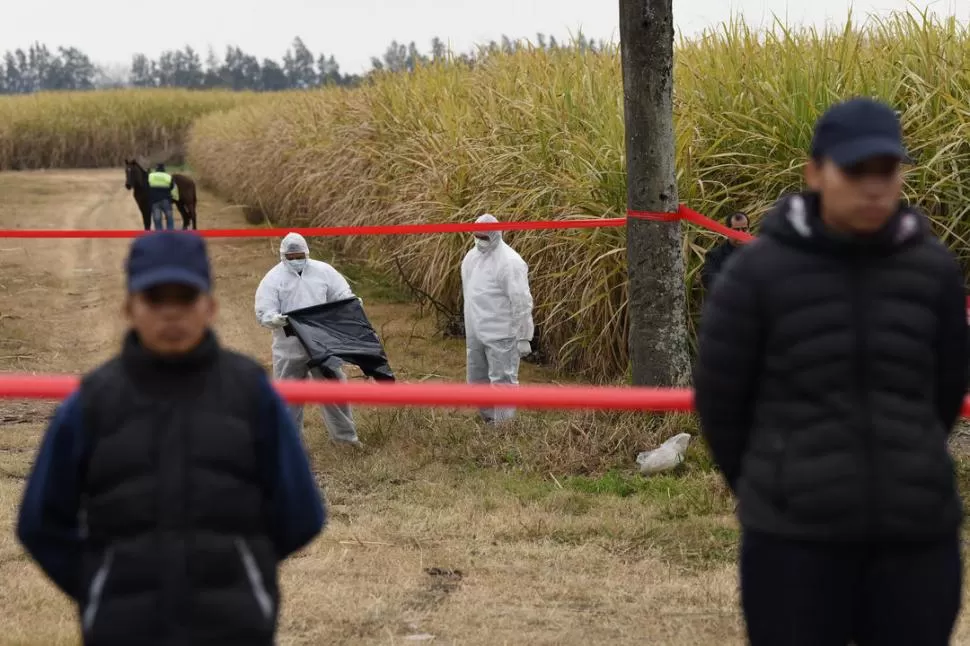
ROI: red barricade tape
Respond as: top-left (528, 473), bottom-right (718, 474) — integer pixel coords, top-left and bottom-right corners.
top-left (0, 374), bottom-right (967, 416)
top-left (0, 218), bottom-right (626, 239)
top-left (0, 203), bottom-right (752, 241)
top-left (0, 207), bottom-right (960, 413)
top-left (0, 373), bottom-right (692, 410)
top-left (627, 205), bottom-right (754, 243)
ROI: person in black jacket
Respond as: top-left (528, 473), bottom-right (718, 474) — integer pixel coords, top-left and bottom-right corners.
top-left (700, 211), bottom-right (750, 291)
top-left (17, 231), bottom-right (325, 646)
top-left (695, 97), bottom-right (969, 646)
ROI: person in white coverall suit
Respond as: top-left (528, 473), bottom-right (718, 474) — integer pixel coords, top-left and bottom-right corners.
top-left (461, 213), bottom-right (534, 424)
top-left (254, 232), bottom-right (363, 448)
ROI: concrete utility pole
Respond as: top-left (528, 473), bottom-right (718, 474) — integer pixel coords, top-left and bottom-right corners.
top-left (618, 0), bottom-right (690, 387)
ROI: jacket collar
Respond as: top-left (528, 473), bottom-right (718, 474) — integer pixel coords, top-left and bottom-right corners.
top-left (760, 191), bottom-right (927, 256)
top-left (121, 328), bottom-right (219, 386)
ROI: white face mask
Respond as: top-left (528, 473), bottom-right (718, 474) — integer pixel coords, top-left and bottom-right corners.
top-left (286, 258), bottom-right (307, 272)
top-left (475, 238), bottom-right (492, 253)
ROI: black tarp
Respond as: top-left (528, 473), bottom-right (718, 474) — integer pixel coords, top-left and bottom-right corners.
top-left (283, 297), bottom-right (395, 381)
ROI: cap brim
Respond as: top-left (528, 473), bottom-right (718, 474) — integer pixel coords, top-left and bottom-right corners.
top-left (828, 136), bottom-right (914, 168)
top-left (129, 267), bottom-right (208, 293)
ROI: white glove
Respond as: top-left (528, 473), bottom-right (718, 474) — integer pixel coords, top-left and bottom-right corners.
top-left (517, 340), bottom-right (532, 357)
top-left (268, 313), bottom-right (288, 328)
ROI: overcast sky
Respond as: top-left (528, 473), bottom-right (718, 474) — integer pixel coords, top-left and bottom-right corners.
top-left (3, 0), bottom-right (966, 75)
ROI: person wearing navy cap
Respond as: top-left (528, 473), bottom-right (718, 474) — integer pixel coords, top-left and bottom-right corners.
top-left (16, 231), bottom-right (326, 645)
top-left (695, 97), bottom-right (968, 645)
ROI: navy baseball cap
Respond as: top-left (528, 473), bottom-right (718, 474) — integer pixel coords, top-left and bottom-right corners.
top-left (125, 231), bottom-right (211, 293)
top-left (810, 97), bottom-right (913, 168)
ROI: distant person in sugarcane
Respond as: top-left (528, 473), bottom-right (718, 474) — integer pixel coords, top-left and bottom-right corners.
top-left (16, 231), bottom-right (325, 645)
top-left (694, 97), bottom-right (969, 646)
top-left (254, 232), bottom-right (364, 449)
top-left (700, 211), bottom-right (750, 291)
top-left (147, 163), bottom-right (179, 231)
top-left (461, 213), bottom-right (534, 424)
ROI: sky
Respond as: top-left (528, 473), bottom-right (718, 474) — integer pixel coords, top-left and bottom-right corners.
top-left (2, 0), bottom-right (967, 75)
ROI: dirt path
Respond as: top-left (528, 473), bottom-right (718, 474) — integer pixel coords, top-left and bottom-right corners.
top-left (0, 169), bottom-right (292, 645)
top-left (0, 172), bottom-right (124, 371)
top-left (0, 170), bottom-right (280, 442)
top-left (0, 170), bottom-right (292, 373)
top-left (1, 169), bottom-right (968, 646)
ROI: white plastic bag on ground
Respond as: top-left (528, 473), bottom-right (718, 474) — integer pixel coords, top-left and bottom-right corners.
top-left (636, 432), bottom-right (691, 475)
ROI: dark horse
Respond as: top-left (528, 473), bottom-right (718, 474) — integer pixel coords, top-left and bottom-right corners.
top-left (124, 159), bottom-right (198, 230)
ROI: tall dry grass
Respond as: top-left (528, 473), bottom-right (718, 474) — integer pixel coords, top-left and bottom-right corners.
top-left (0, 88), bottom-right (260, 169)
top-left (187, 11), bottom-right (970, 382)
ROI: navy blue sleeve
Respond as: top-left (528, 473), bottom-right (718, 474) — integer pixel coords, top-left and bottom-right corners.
top-left (254, 373), bottom-right (326, 558)
top-left (16, 390), bottom-right (86, 601)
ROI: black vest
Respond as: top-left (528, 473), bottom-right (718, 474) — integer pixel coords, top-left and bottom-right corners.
top-left (77, 331), bottom-right (279, 646)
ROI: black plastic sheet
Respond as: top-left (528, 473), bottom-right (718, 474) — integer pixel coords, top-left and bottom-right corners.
top-left (283, 297), bottom-right (395, 381)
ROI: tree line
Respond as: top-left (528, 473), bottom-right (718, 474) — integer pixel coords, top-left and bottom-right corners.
top-left (0, 33), bottom-right (608, 94)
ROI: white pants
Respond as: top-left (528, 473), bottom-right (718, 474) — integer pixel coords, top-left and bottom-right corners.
top-left (466, 336), bottom-right (520, 423)
top-left (273, 354), bottom-right (359, 443)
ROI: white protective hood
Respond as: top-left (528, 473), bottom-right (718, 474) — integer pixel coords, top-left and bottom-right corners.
top-left (255, 232), bottom-right (355, 359)
top-left (460, 214), bottom-right (534, 344)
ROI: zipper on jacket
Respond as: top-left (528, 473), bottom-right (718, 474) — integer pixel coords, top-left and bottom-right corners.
top-left (82, 547), bottom-right (115, 634)
top-left (236, 537), bottom-right (274, 623)
top-left (174, 407), bottom-right (191, 643)
top-left (849, 259), bottom-right (875, 535)
top-left (156, 404), bottom-right (188, 641)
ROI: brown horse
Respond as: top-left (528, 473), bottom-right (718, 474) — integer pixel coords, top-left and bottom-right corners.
top-left (124, 159), bottom-right (199, 230)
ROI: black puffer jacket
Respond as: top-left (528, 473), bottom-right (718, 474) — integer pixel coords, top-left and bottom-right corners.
top-left (700, 240), bottom-right (740, 290)
top-left (695, 191), bottom-right (969, 541)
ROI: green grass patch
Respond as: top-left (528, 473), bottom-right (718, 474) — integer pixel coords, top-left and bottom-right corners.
top-left (565, 469), bottom-right (651, 497)
top-left (564, 469), bottom-right (733, 519)
top-left (637, 520), bottom-right (740, 571)
top-left (500, 473), bottom-right (555, 502)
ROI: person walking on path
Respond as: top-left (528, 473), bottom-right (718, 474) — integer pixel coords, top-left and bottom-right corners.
top-left (17, 231), bottom-right (325, 646)
top-left (695, 97), bottom-right (969, 646)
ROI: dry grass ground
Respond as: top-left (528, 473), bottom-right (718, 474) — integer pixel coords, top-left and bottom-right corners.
top-left (0, 169), bottom-right (967, 644)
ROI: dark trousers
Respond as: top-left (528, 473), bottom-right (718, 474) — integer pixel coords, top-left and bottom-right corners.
top-left (741, 530), bottom-right (962, 646)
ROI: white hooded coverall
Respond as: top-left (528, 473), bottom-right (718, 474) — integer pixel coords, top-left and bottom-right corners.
top-left (254, 232), bottom-right (360, 444)
top-left (460, 214), bottom-right (535, 423)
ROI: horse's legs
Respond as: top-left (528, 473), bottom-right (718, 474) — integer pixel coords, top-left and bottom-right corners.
top-left (134, 195), bottom-right (151, 230)
top-left (175, 201), bottom-right (191, 230)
